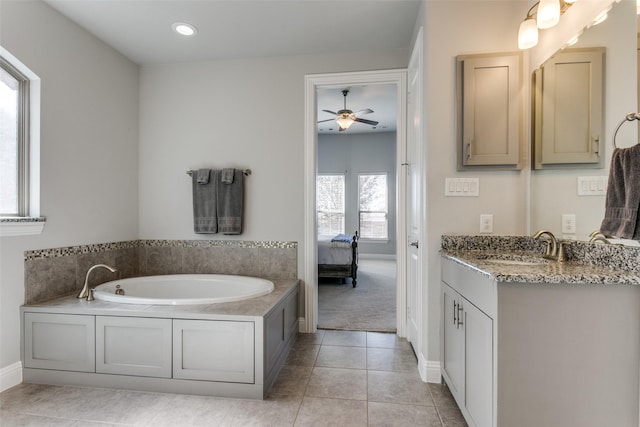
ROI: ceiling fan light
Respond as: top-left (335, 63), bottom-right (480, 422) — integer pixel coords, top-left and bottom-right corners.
top-left (518, 18), bottom-right (538, 49)
top-left (336, 113), bottom-right (355, 129)
top-left (537, 0), bottom-right (560, 29)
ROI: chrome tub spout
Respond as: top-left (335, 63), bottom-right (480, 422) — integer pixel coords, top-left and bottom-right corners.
top-left (78, 264), bottom-right (117, 300)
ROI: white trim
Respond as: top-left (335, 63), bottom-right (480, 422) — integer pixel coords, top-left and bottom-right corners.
top-left (416, 351), bottom-right (442, 384)
top-left (304, 69), bottom-right (408, 334)
top-left (0, 220), bottom-right (45, 237)
top-left (0, 361), bottom-right (23, 392)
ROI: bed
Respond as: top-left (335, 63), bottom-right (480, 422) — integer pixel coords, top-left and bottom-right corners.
top-left (317, 231), bottom-right (359, 287)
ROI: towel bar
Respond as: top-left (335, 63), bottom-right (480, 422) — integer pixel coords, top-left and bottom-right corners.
top-left (612, 113), bottom-right (640, 148)
top-left (186, 169), bottom-right (251, 176)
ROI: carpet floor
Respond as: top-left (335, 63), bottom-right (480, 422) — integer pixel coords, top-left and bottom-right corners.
top-left (318, 258), bottom-right (396, 332)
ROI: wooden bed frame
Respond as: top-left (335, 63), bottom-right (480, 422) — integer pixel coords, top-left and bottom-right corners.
top-left (318, 231), bottom-right (359, 287)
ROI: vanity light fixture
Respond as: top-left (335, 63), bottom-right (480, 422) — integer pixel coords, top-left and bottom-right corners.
top-left (172, 22), bottom-right (198, 37)
top-left (518, 0), bottom-right (575, 49)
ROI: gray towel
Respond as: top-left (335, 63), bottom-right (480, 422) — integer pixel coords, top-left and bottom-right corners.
top-left (196, 168), bottom-right (210, 184)
top-left (600, 144), bottom-right (640, 240)
top-left (221, 168), bottom-right (235, 184)
top-left (192, 170), bottom-right (219, 234)
top-left (217, 169), bottom-right (243, 234)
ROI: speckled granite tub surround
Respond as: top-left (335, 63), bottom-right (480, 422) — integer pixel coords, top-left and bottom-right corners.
top-left (441, 234), bottom-right (640, 285)
top-left (24, 240), bottom-right (297, 304)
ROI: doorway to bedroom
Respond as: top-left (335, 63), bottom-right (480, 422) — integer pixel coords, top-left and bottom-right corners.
top-left (316, 83), bottom-right (398, 333)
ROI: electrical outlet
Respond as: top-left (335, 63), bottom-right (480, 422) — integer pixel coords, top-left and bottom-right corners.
top-left (562, 214), bottom-right (576, 234)
top-left (480, 214), bottom-right (493, 233)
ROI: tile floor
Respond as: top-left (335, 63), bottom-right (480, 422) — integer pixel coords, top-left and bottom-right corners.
top-left (0, 330), bottom-right (467, 426)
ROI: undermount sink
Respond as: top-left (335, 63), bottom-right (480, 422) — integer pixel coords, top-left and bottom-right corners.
top-left (472, 253), bottom-right (551, 266)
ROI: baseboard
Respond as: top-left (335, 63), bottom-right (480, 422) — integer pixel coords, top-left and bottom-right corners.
top-left (0, 361), bottom-right (23, 392)
top-left (417, 352), bottom-right (442, 384)
top-left (298, 317), bottom-right (308, 333)
top-left (359, 253), bottom-right (396, 261)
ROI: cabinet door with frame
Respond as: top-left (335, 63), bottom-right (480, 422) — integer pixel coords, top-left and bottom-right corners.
top-left (457, 52), bottom-right (523, 170)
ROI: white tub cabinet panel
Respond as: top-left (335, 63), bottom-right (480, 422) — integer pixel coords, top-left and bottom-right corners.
top-left (96, 316), bottom-right (172, 378)
top-left (24, 313), bottom-right (95, 372)
top-left (173, 319), bottom-right (255, 383)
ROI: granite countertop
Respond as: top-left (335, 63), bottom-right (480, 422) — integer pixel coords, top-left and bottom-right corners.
top-left (22, 279), bottom-right (300, 320)
top-left (441, 250), bottom-right (640, 285)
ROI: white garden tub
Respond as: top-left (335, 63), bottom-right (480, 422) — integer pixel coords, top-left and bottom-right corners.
top-left (93, 274), bottom-right (274, 305)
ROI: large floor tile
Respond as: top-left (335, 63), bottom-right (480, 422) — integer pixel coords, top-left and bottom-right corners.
top-left (366, 347), bottom-right (418, 373)
top-left (142, 393), bottom-right (236, 426)
top-left (268, 365), bottom-right (313, 397)
top-left (295, 397), bottom-right (367, 427)
top-left (305, 367), bottom-right (367, 401)
top-left (219, 395), bottom-right (302, 427)
top-left (315, 345), bottom-right (367, 369)
top-left (285, 344), bottom-right (320, 367)
top-left (0, 410), bottom-right (78, 426)
top-left (368, 401), bottom-right (442, 427)
top-left (368, 370), bottom-right (433, 406)
top-left (294, 331), bottom-right (325, 346)
top-left (321, 330), bottom-right (367, 347)
top-left (366, 332), bottom-right (407, 349)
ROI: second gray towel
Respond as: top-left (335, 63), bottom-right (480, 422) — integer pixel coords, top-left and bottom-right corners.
top-left (600, 144), bottom-right (640, 240)
top-left (217, 169), bottom-right (243, 234)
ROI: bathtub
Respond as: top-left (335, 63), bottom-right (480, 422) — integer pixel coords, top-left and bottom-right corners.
top-left (93, 274), bottom-right (274, 305)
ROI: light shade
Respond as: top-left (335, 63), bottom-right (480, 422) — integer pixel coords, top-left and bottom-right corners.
top-left (537, 0), bottom-right (560, 29)
top-left (518, 18), bottom-right (539, 49)
top-left (336, 113), bottom-right (355, 130)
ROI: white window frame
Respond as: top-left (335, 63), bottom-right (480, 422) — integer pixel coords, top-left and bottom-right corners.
top-left (357, 172), bottom-right (389, 241)
top-left (0, 47), bottom-right (43, 236)
top-left (316, 173), bottom-right (346, 236)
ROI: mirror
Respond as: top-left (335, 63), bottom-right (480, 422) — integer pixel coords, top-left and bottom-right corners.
top-left (530, 0), bottom-right (638, 244)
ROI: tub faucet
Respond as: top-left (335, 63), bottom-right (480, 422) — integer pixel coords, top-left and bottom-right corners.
top-left (78, 264), bottom-right (117, 300)
top-left (532, 229), bottom-right (558, 260)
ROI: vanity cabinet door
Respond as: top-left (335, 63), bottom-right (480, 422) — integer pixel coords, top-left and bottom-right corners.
top-left (534, 48), bottom-right (604, 168)
top-left (96, 316), bottom-right (172, 378)
top-left (457, 52), bottom-right (522, 170)
top-left (173, 319), bottom-right (255, 383)
top-left (442, 283), bottom-right (464, 398)
top-left (464, 301), bottom-right (494, 427)
top-left (24, 312), bottom-right (95, 372)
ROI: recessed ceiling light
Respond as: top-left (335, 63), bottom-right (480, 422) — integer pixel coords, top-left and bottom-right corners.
top-left (172, 22), bottom-right (198, 36)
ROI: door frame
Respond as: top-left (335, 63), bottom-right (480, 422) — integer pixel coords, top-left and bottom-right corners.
top-left (303, 69), bottom-right (408, 335)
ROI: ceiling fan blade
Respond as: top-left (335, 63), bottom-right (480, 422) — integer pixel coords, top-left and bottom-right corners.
top-left (354, 117), bottom-right (379, 126)
top-left (321, 109), bottom-right (337, 116)
top-left (355, 108), bottom-right (374, 115)
top-left (317, 119), bottom-right (334, 123)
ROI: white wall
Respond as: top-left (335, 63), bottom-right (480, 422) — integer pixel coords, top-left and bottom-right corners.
top-left (417, 1), bottom-right (528, 364)
top-left (318, 132), bottom-right (397, 255)
top-left (137, 50), bottom-right (409, 270)
top-left (0, 0), bottom-right (139, 387)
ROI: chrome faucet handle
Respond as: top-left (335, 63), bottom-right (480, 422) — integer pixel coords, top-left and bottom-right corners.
top-left (87, 288), bottom-right (95, 301)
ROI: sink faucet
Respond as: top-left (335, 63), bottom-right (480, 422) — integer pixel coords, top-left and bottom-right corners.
top-left (532, 229), bottom-right (558, 260)
top-left (77, 264), bottom-right (117, 300)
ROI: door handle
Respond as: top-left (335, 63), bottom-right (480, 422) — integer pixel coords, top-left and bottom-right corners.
top-left (409, 241), bottom-right (419, 248)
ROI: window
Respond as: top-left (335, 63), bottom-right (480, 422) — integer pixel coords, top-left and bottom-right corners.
top-left (0, 56), bottom-right (28, 216)
top-left (316, 174), bottom-right (345, 236)
top-left (358, 173), bottom-right (388, 240)
top-left (0, 47), bottom-right (42, 236)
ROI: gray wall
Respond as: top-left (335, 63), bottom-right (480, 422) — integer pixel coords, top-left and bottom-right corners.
top-left (318, 132), bottom-right (397, 256)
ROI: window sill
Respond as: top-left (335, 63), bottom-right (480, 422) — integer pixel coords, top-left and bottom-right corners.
top-left (0, 218), bottom-right (45, 237)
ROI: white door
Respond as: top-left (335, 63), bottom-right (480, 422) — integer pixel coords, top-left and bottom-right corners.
top-left (405, 29), bottom-right (423, 356)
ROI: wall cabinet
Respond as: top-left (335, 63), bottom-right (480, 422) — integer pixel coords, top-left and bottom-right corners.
top-left (457, 52), bottom-right (523, 170)
top-left (533, 48), bottom-right (605, 169)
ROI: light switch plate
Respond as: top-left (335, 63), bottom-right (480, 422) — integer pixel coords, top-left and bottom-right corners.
top-left (445, 178), bottom-right (479, 197)
top-left (577, 176), bottom-right (607, 196)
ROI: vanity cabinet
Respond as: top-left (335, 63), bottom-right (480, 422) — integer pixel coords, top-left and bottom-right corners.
top-left (456, 52), bottom-right (523, 170)
top-left (533, 48), bottom-right (605, 169)
top-left (441, 256), bottom-right (640, 427)
top-left (442, 269), bottom-right (494, 427)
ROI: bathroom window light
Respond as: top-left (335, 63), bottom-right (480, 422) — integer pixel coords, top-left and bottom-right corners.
top-left (317, 174), bottom-right (345, 236)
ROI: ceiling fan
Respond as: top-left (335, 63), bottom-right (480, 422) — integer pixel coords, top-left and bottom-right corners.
top-left (318, 89), bottom-right (379, 131)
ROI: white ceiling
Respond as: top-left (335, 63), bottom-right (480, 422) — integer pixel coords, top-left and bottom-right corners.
top-left (43, 0), bottom-right (417, 134)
